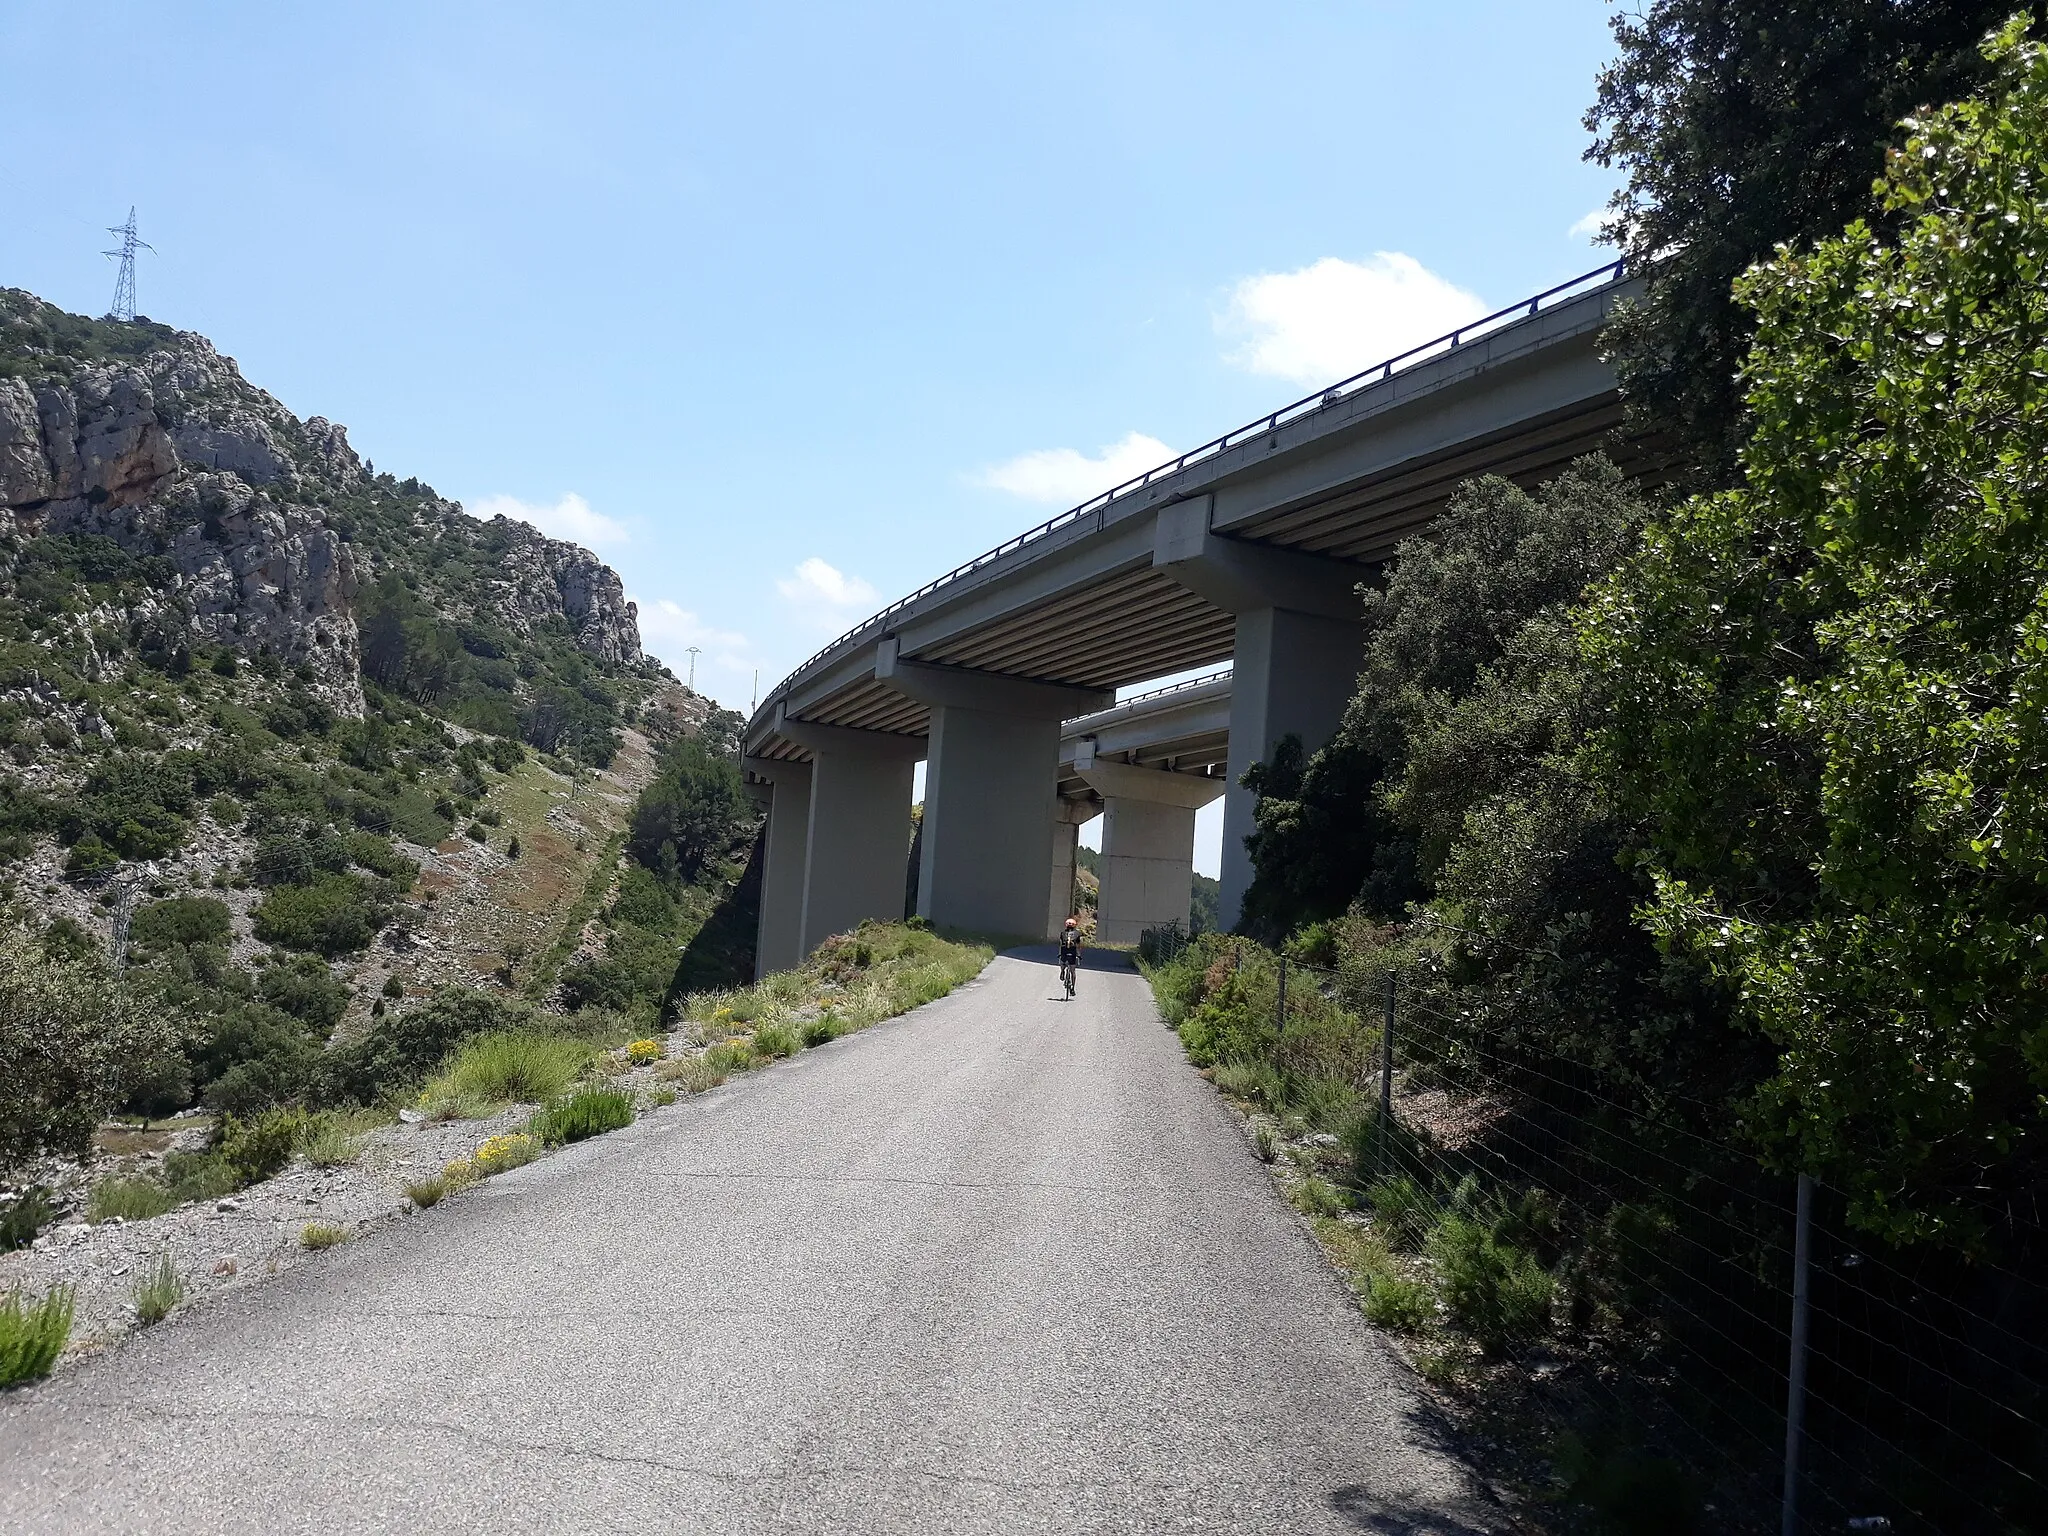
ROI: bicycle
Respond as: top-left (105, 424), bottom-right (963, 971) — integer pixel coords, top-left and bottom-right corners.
top-left (1060, 957), bottom-right (1076, 999)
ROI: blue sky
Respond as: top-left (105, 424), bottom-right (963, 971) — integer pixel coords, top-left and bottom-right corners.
top-left (1, 2), bottom-right (1623, 871)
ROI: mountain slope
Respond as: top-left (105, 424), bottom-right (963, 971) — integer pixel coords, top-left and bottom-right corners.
top-left (0, 288), bottom-right (719, 1120)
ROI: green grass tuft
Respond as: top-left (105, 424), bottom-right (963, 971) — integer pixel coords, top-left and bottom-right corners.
top-left (0, 1286), bottom-right (74, 1385)
top-left (132, 1255), bottom-right (183, 1326)
top-left (300, 1223), bottom-right (347, 1250)
top-left (751, 1021), bottom-right (799, 1059)
top-left (406, 1177), bottom-right (447, 1208)
top-left (89, 1175), bottom-right (179, 1223)
top-left (528, 1086), bottom-right (634, 1146)
top-left (658, 1055), bottom-right (727, 1093)
top-left (420, 1031), bottom-right (592, 1109)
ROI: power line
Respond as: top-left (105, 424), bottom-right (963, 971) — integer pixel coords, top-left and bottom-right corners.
top-left (102, 206), bottom-right (153, 322)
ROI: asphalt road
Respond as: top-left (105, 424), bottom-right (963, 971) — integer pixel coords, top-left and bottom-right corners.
top-left (0, 949), bottom-right (1499, 1535)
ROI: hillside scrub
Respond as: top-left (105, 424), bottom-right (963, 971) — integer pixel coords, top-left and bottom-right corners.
top-left (560, 722), bottom-right (759, 1019)
top-left (677, 921), bottom-right (991, 1058)
top-left (0, 925), bottom-right (182, 1169)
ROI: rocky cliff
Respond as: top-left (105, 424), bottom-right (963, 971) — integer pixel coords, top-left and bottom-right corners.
top-left (0, 290), bottom-right (644, 713)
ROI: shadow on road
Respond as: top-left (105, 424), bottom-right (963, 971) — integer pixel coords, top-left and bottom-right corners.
top-left (1003, 943), bottom-right (1137, 1000)
top-left (1327, 1486), bottom-right (1501, 1535)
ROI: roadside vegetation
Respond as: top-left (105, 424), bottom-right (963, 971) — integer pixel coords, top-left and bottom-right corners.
top-left (1154, 19), bottom-right (2048, 1532)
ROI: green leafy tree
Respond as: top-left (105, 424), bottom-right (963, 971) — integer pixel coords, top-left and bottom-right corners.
top-left (627, 737), bottom-right (753, 884)
top-left (1587, 0), bottom-right (2034, 482)
top-left (1240, 459), bottom-right (1646, 938)
top-left (0, 926), bottom-right (183, 1168)
top-left (1586, 21), bottom-right (2048, 1245)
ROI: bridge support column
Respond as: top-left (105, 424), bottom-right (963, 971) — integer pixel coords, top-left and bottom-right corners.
top-left (1218, 609), bottom-right (1360, 929)
top-left (773, 713), bottom-right (922, 959)
top-left (1154, 496), bottom-right (1367, 932)
top-left (1047, 798), bottom-right (1096, 939)
top-left (744, 758), bottom-right (811, 980)
top-left (1078, 758), bottom-right (1225, 945)
top-left (876, 642), bottom-right (1111, 941)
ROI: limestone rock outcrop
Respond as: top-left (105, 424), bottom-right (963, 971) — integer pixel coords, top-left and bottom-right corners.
top-left (486, 518), bottom-right (643, 668)
top-left (0, 288), bottom-right (643, 715)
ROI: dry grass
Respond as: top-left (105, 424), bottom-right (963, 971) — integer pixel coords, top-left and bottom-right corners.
top-left (300, 1223), bottom-right (347, 1251)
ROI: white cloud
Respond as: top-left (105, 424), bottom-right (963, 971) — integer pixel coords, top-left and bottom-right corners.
top-left (1569, 207), bottom-right (1611, 243)
top-left (468, 491), bottom-right (626, 548)
top-left (974, 431), bottom-right (1175, 506)
top-left (1221, 252), bottom-right (1487, 385)
top-left (776, 557), bottom-right (879, 629)
top-left (626, 598), bottom-right (757, 675)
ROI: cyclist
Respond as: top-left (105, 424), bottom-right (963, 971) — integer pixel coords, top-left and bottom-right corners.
top-left (1057, 916), bottom-right (1082, 999)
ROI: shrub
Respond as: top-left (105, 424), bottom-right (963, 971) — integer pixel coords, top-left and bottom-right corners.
top-left (624, 1037), bottom-right (664, 1065)
top-left (1252, 1124), bottom-right (1279, 1164)
top-left (1366, 1175), bottom-right (1437, 1252)
top-left (323, 987), bottom-right (533, 1105)
top-left (1426, 1213), bottom-right (1554, 1355)
top-left (800, 1015), bottom-right (843, 1048)
top-left (160, 1149), bottom-right (239, 1204)
top-left (528, 1087), bottom-right (634, 1146)
top-left (297, 1114), bottom-right (362, 1169)
top-left (702, 1040), bottom-right (758, 1076)
top-left (440, 1157), bottom-right (482, 1192)
top-left (405, 1176), bottom-right (447, 1208)
top-left (1362, 1269), bottom-right (1436, 1331)
top-left (0, 1286), bottom-right (73, 1383)
top-left (381, 974), bottom-right (404, 999)
top-left (257, 955), bottom-right (351, 1034)
top-left (471, 1131), bottom-right (537, 1175)
top-left (300, 1223), bottom-right (346, 1250)
top-left (131, 1256), bottom-right (182, 1326)
top-left (0, 1187), bottom-right (54, 1251)
top-left (0, 925), bottom-right (183, 1169)
top-left (130, 895), bottom-right (232, 951)
top-left (88, 1176), bottom-right (179, 1223)
top-left (213, 1109), bottom-right (303, 1188)
top-left (465, 822), bottom-right (486, 843)
top-left (251, 874), bottom-right (393, 956)
top-left (650, 1087), bottom-right (677, 1107)
top-left (421, 1031), bottom-right (590, 1108)
top-left (657, 1056), bottom-right (727, 1093)
top-left (752, 1021), bottom-right (799, 1059)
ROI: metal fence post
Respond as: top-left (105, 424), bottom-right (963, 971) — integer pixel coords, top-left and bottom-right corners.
top-left (1276, 955), bottom-right (1288, 1033)
top-left (1783, 1172), bottom-right (1815, 1536)
top-left (1378, 972), bottom-right (1395, 1174)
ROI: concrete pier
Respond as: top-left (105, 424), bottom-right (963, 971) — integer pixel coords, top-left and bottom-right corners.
top-left (744, 757), bottom-right (812, 980)
top-left (878, 642), bottom-right (1109, 941)
top-left (1153, 497), bottom-right (1364, 929)
top-left (1077, 756), bottom-right (1225, 945)
top-left (775, 713), bottom-right (921, 960)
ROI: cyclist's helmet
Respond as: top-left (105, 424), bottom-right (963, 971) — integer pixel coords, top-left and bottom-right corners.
top-left (1064, 917), bottom-right (1079, 930)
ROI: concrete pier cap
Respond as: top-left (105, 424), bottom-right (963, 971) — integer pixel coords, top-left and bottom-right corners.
top-left (877, 638), bottom-right (1110, 941)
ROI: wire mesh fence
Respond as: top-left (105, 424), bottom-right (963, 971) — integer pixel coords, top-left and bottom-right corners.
top-left (1135, 925), bottom-right (2048, 1535)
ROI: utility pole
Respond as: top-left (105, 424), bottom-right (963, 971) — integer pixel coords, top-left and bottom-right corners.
top-left (103, 208), bottom-right (153, 322)
top-left (686, 646), bottom-right (700, 689)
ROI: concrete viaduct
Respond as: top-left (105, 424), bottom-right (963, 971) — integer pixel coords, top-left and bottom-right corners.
top-left (742, 262), bottom-right (1646, 976)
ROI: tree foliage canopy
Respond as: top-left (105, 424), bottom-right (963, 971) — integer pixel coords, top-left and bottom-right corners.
top-left (1587, 20), bottom-right (2048, 1244)
top-left (1587, 0), bottom-right (2032, 481)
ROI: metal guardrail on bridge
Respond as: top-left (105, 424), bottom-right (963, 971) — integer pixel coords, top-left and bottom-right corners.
top-left (763, 259), bottom-right (1628, 712)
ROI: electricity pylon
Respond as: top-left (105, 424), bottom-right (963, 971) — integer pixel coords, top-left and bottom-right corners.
top-left (103, 207), bottom-right (153, 322)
